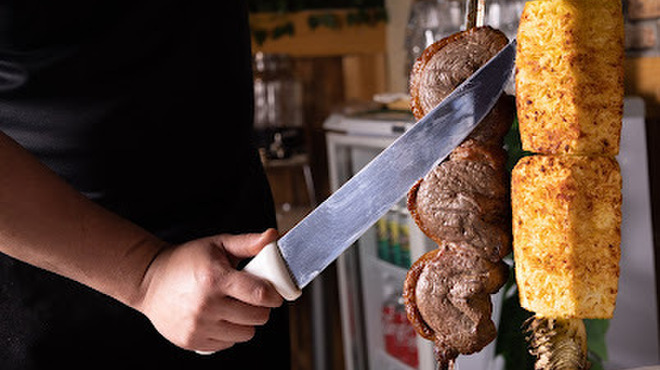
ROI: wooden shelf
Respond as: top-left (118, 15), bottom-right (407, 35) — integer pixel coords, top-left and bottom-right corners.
top-left (250, 9), bottom-right (386, 57)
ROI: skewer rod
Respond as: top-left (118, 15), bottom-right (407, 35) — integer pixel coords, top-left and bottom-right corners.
top-left (465, 0), bottom-right (486, 29)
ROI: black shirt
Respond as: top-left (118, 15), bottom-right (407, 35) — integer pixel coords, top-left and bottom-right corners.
top-left (0, 1), bottom-right (288, 368)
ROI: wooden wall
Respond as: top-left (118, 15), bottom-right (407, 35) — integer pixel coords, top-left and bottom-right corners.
top-left (625, 57), bottom-right (660, 119)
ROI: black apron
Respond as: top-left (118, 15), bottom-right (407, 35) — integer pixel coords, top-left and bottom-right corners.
top-left (0, 1), bottom-right (289, 368)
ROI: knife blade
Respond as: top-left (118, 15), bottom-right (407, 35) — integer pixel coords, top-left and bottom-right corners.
top-left (244, 39), bottom-right (517, 301)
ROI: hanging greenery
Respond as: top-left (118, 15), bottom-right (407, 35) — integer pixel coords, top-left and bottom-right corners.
top-left (248, 0), bottom-right (387, 46)
top-left (248, 0), bottom-right (385, 13)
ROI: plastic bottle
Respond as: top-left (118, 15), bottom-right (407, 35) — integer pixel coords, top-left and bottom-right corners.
top-left (399, 208), bottom-right (412, 268)
top-left (395, 294), bottom-right (419, 368)
top-left (388, 207), bottom-right (402, 266)
top-left (376, 215), bottom-right (391, 262)
top-left (382, 285), bottom-right (399, 358)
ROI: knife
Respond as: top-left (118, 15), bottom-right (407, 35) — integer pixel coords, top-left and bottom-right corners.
top-left (244, 39), bottom-right (517, 301)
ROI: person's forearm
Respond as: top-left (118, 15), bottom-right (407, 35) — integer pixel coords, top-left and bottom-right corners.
top-left (0, 131), bottom-right (168, 308)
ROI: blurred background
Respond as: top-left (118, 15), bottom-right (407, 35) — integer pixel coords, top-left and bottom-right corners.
top-left (247, 1), bottom-right (660, 369)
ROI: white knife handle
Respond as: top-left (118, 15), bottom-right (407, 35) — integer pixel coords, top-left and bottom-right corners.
top-left (243, 241), bottom-right (302, 301)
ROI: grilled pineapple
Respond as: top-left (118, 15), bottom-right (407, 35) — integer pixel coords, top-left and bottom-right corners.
top-left (512, 155), bottom-right (621, 319)
top-left (514, 0), bottom-right (624, 367)
top-left (516, 0), bottom-right (624, 155)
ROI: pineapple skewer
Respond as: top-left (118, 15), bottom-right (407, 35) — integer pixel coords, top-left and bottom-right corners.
top-left (512, 0), bottom-right (624, 368)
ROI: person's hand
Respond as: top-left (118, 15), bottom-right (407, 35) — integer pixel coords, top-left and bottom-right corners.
top-left (137, 228), bottom-right (283, 353)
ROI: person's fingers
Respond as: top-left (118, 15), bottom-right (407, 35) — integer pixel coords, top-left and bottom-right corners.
top-left (195, 338), bottom-right (235, 353)
top-left (195, 320), bottom-right (258, 352)
top-left (216, 297), bottom-right (271, 326)
top-left (221, 270), bottom-right (283, 308)
top-left (217, 228), bottom-right (279, 259)
top-left (185, 318), bottom-right (257, 353)
top-left (210, 320), bottom-right (257, 344)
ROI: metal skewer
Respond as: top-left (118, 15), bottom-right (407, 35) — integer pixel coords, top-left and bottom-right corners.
top-left (465, 0), bottom-right (486, 29)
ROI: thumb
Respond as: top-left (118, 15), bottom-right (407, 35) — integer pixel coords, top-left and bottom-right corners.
top-left (219, 228), bottom-right (279, 261)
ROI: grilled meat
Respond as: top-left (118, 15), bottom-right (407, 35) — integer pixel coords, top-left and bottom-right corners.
top-left (404, 246), bottom-right (509, 369)
top-left (403, 26), bottom-right (513, 368)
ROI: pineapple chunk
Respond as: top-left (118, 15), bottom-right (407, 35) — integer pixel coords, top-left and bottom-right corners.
top-left (516, 0), bottom-right (624, 155)
top-left (512, 155), bottom-right (621, 318)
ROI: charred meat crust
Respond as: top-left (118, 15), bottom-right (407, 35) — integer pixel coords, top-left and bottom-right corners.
top-left (403, 248), bottom-right (440, 341)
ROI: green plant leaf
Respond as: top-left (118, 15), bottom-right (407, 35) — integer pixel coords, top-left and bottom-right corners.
top-left (308, 15), bottom-right (320, 29)
top-left (272, 22), bottom-right (295, 40)
top-left (253, 29), bottom-right (268, 46)
top-left (585, 319), bottom-right (610, 363)
top-left (503, 114), bottom-right (533, 172)
top-left (496, 268), bottom-right (535, 370)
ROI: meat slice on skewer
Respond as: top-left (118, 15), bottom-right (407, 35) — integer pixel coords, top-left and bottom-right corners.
top-left (403, 26), bottom-right (514, 369)
top-left (409, 26), bottom-right (510, 122)
top-left (404, 246), bottom-right (509, 369)
top-left (408, 158), bottom-right (510, 262)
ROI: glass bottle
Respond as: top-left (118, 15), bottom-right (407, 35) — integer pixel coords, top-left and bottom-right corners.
top-left (253, 52), bottom-right (304, 159)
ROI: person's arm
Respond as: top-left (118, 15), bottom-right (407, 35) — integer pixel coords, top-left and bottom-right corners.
top-left (0, 131), bottom-right (282, 352)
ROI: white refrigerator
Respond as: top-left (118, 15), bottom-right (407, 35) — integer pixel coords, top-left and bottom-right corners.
top-left (324, 110), bottom-right (503, 370)
top-left (322, 97), bottom-right (658, 370)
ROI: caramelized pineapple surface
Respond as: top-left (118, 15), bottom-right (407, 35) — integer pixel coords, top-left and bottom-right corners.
top-left (512, 155), bottom-right (621, 318)
top-left (516, 0), bottom-right (624, 155)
